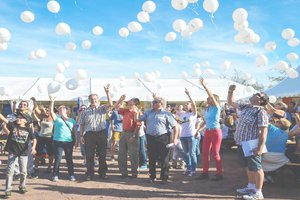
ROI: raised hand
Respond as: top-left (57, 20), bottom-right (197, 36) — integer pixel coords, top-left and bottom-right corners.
top-left (120, 94), bottom-right (126, 101)
top-left (199, 77), bottom-right (205, 86)
top-left (104, 84), bottom-right (110, 93)
top-left (228, 85), bottom-right (236, 92)
top-left (30, 97), bottom-right (36, 102)
top-left (184, 88), bottom-right (190, 95)
top-left (49, 95), bottom-right (56, 102)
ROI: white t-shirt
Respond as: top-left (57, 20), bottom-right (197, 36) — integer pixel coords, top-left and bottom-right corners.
top-left (180, 112), bottom-right (197, 138)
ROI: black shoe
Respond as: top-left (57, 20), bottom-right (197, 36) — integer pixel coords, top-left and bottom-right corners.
top-left (197, 173), bottom-right (209, 180)
top-left (211, 174), bottom-right (223, 181)
top-left (27, 173), bottom-right (38, 179)
top-left (121, 174), bottom-right (128, 178)
top-left (86, 175), bottom-right (93, 181)
top-left (99, 174), bottom-right (108, 179)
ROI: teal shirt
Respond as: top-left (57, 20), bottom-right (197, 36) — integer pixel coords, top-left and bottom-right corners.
top-left (204, 106), bottom-right (221, 129)
top-left (53, 116), bottom-right (76, 142)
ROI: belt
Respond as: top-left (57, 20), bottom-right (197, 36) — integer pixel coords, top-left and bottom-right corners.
top-left (205, 127), bottom-right (220, 131)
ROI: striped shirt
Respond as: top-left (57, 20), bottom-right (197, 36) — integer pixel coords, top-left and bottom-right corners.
top-left (78, 105), bottom-right (108, 133)
top-left (234, 103), bottom-right (269, 145)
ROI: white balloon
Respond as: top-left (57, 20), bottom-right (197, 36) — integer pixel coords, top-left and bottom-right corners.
top-left (188, 18), bottom-right (204, 32)
top-left (92, 26), bottom-right (103, 36)
top-left (137, 11), bottom-right (150, 23)
top-left (47, 0), bottom-right (60, 13)
top-left (63, 60), bottom-right (71, 68)
top-left (55, 22), bottom-right (71, 35)
top-left (171, 0), bottom-right (188, 11)
top-left (128, 21), bottom-right (143, 33)
top-left (193, 68), bottom-right (202, 77)
top-left (245, 86), bottom-right (254, 93)
top-left (28, 51), bottom-right (36, 59)
top-left (269, 96), bottom-right (277, 104)
top-left (142, 1), bottom-right (156, 13)
top-left (288, 38), bottom-right (300, 47)
top-left (233, 21), bottom-right (249, 31)
top-left (221, 60), bottom-right (231, 71)
top-left (156, 82), bottom-right (163, 90)
top-left (54, 73), bottom-right (65, 83)
top-left (154, 71), bottom-right (161, 78)
top-left (119, 27), bottom-right (129, 38)
top-left (203, 0), bottom-right (219, 14)
top-left (75, 69), bottom-right (88, 80)
top-left (287, 68), bottom-right (299, 79)
top-left (0, 42), bottom-right (8, 51)
top-left (204, 69), bottom-right (215, 76)
top-left (144, 72), bottom-right (153, 82)
top-left (37, 84), bottom-right (47, 93)
top-left (81, 40), bottom-right (92, 50)
top-left (164, 32), bottom-right (177, 42)
top-left (65, 79), bottom-right (79, 90)
top-left (56, 63), bottom-right (65, 73)
top-left (48, 81), bottom-right (61, 94)
top-left (162, 56), bottom-right (172, 64)
top-left (112, 85), bottom-right (120, 93)
top-left (172, 19), bottom-right (187, 33)
top-left (20, 11), bottom-right (35, 23)
top-left (281, 28), bottom-right (295, 40)
top-left (247, 78), bottom-right (256, 85)
top-left (181, 29), bottom-right (192, 38)
top-left (287, 52), bottom-right (299, 61)
top-left (275, 61), bottom-right (289, 71)
top-left (241, 72), bottom-right (252, 80)
top-left (35, 49), bottom-right (47, 58)
top-left (194, 63), bottom-right (201, 69)
top-left (133, 72), bottom-right (141, 79)
top-left (256, 54), bottom-right (268, 67)
top-left (264, 41), bottom-right (277, 51)
top-left (0, 28), bottom-right (11, 42)
top-left (232, 8), bottom-right (248, 23)
top-left (202, 61), bottom-right (210, 67)
top-left (65, 42), bottom-right (77, 51)
top-left (181, 71), bottom-right (188, 79)
top-left (252, 34), bottom-right (260, 44)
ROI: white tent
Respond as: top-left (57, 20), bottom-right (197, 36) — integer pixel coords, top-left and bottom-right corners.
top-left (265, 67), bottom-right (300, 97)
top-left (0, 77), bottom-right (255, 102)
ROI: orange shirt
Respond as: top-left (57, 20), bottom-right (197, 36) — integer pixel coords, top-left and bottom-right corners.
top-left (118, 108), bottom-right (138, 132)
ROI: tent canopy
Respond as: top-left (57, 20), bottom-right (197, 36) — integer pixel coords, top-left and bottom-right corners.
top-left (0, 77), bottom-right (255, 102)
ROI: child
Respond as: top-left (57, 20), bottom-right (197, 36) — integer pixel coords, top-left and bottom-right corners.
top-left (0, 112), bottom-right (36, 198)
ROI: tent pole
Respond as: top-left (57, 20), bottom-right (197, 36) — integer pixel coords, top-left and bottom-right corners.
top-left (22, 77), bottom-right (41, 97)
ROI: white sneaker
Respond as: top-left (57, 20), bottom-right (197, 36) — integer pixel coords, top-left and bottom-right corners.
top-left (243, 192), bottom-right (264, 200)
top-left (52, 176), bottom-right (59, 182)
top-left (69, 175), bottom-right (76, 181)
top-left (236, 186), bottom-right (255, 194)
top-left (188, 171), bottom-right (196, 177)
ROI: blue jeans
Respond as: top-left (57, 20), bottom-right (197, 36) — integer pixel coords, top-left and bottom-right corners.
top-left (139, 135), bottom-right (147, 166)
top-left (53, 141), bottom-right (74, 177)
top-left (180, 136), bottom-right (197, 172)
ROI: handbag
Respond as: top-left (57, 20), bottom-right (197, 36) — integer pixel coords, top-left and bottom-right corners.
top-left (61, 117), bottom-right (75, 145)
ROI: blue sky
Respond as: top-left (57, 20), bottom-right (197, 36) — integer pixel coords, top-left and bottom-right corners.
top-left (0, 0), bottom-right (299, 88)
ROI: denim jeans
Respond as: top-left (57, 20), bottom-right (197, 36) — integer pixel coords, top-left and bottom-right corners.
top-left (6, 154), bottom-right (28, 192)
top-left (52, 141), bottom-right (74, 177)
top-left (139, 134), bottom-right (147, 166)
top-left (180, 136), bottom-right (197, 172)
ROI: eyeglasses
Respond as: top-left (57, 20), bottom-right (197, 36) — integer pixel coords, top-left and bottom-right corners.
top-left (254, 93), bottom-right (262, 98)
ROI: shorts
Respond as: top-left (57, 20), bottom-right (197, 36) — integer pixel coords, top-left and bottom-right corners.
top-left (237, 145), bottom-right (262, 171)
top-left (112, 131), bottom-right (121, 142)
top-left (36, 136), bottom-right (54, 157)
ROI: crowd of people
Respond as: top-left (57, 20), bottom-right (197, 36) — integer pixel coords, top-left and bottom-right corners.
top-left (0, 79), bottom-right (300, 200)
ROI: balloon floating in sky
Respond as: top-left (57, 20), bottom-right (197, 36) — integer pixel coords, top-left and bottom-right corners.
top-left (142, 1), bottom-right (156, 13)
top-left (47, 0), bottom-right (60, 13)
top-left (137, 11), bottom-right (150, 23)
top-left (232, 8), bottom-right (248, 23)
top-left (20, 11), bottom-right (35, 23)
top-left (37, 84), bottom-right (47, 93)
top-left (162, 56), bottom-right (172, 64)
top-left (35, 49), bottom-right (47, 58)
top-left (188, 18), bottom-right (204, 33)
top-left (165, 32), bottom-right (177, 42)
top-left (264, 41), bottom-right (277, 51)
top-left (288, 38), bottom-right (299, 47)
top-left (203, 0), bottom-right (219, 14)
top-left (275, 60), bottom-right (289, 71)
top-left (255, 54), bottom-right (268, 67)
top-left (54, 73), bottom-right (65, 83)
top-left (281, 28), bottom-right (295, 40)
top-left (92, 26), bottom-right (103, 36)
top-left (287, 52), bottom-right (299, 61)
top-left (55, 22), bottom-right (71, 35)
top-left (221, 60), bottom-right (231, 71)
top-left (75, 69), bottom-right (88, 80)
top-left (119, 27), bottom-right (129, 38)
top-left (48, 81), bottom-right (61, 94)
top-left (0, 28), bottom-right (11, 43)
top-left (0, 42), bottom-right (8, 51)
top-left (171, 0), bottom-right (188, 11)
top-left (65, 42), bottom-right (77, 51)
top-left (81, 40), bottom-right (92, 50)
top-left (56, 63), bottom-right (65, 73)
top-left (63, 60), bottom-right (71, 68)
top-left (128, 21), bottom-right (143, 33)
top-left (66, 79), bottom-right (79, 90)
top-left (172, 19), bottom-right (187, 33)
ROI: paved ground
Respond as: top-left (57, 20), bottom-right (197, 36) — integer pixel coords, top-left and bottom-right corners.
top-left (0, 148), bottom-right (299, 200)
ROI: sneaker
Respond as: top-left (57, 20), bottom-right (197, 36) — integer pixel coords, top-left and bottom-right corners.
top-left (19, 187), bottom-right (28, 194)
top-left (4, 191), bottom-right (12, 198)
top-left (52, 176), bottom-right (59, 182)
top-left (243, 192), bottom-right (264, 200)
top-left (211, 174), bottom-right (223, 181)
top-left (27, 173), bottom-right (38, 179)
top-left (148, 178), bottom-right (156, 183)
top-left (139, 165), bottom-right (147, 171)
top-left (182, 170), bottom-right (191, 175)
top-left (188, 171), bottom-right (196, 177)
top-left (197, 173), bottom-right (209, 180)
top-left (69, 175), bottom-right (76, 181)
top-left (236, 186), bottom-right (255, 194)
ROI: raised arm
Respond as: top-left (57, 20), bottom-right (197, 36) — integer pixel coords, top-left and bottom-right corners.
top-left (0, 113), bottom-right (9, 124)
top-left (49, 96), bottom-right (57, 121)
top-left (12, 101), bottom-right (17, 113)
top-left (200, 78), bottom-right (219, 107)
top-left (264, 102), bottom-right (285, 117)
top-left (185, 88), bottom-right (197, 116)
top-left (104, 84), bottom-right (112, 107)
top-left (289, 113), bottom-right (300, 137)
top-left (113, 94), bottom-right (126, 110)
top-left (227, 85), bottom-right (238, 110)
